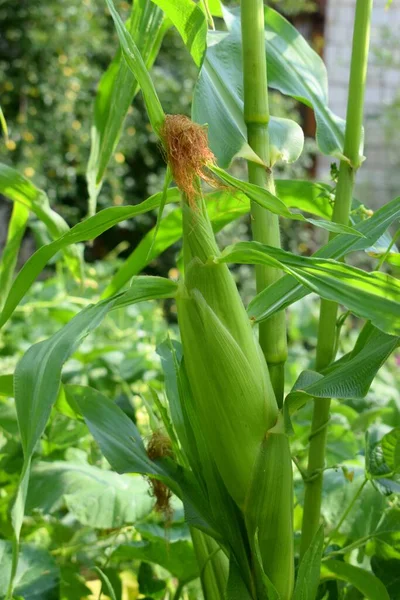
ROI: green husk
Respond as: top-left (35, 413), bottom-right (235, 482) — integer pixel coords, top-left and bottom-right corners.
top-left (177, 199), bottom-right (278, 508)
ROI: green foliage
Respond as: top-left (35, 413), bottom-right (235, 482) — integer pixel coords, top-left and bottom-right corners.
top-left (0, 0), bottom-right (399, 599)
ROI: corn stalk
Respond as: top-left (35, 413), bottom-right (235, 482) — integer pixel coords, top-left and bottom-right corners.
top-left (300, 0), bottom-right (373, 557)
top-left (241, 0), bottom-right (287, 406)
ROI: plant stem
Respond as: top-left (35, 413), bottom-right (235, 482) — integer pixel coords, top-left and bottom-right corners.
top-left (241, 0), bottom-right (287, 406)
top-left (300, 0), bottom-right (373, 557)
top-left (173, 581), bottom-right (185, 600)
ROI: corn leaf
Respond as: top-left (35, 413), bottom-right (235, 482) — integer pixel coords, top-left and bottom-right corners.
top-left (69, 384), bottom-right (220, 540)
top-left (247, 195), bottom-right (400, 321)
top-left (285, 326), bottom-right (399, 424)
top-left (321, 560), bottom-right (389, 600)
top-left (212, 166), bottom-right (363, 236)
top-left (0, 189), bottom-right (180, 328)
top-left (220, 241), bottom-right (400, 336)
top-left (7, 276), bottom-right (178, 595)
top-left (105, 0), bottom-right (165, 137)
top-left (293, 527), bottom-right (324, 600)
top-left (192, 28), bottom-right (304, 167)
top-left (87, 0), bottom-right (167, 214)
top-left (0, 163), bottom-right (82, 279)
top-left (0, 202), bottom-right (29, 309)
top-left (150, 0), bottom-right (207, 67)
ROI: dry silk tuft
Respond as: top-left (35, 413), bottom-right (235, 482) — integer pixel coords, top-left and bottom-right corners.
top-left (160, 114), bottom-right (216, 204)
top-left (147, 430), bottom-right (173, 517)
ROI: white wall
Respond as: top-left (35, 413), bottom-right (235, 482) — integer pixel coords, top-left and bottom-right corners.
top-left (319, 0), bottom-right (400, 208)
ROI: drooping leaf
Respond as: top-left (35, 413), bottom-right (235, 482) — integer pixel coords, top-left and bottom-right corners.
top-left (26, 461), bottom-right (154, 528)
top-left (192, 28), bottom-right (304, 167)
top-left (0, 541), bottom-right (59, 600)
top-left (220, 240), bottom-right (400, 336)
top-left (284, 326), bottom-right (399, 424)
top-left (0, 189), bottom-right (180, 327)
top-left (105, 0), bottom-right (165, 136)
top-left (0, 203), bottom-right (29, 309)
top-left (248, 195), bottom-right (400, 321)
top-left (212, 166), bottom-right (363, 236)
top-left (321, 560), bottom-right (389, 600)
top-left (87, 0), bottom-right (167, 213)
top-left (0, 163), bottom-right (82, 279)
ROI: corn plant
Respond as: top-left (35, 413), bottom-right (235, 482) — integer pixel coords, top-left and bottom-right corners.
top-left (0, 0), bottom-right (399, 598)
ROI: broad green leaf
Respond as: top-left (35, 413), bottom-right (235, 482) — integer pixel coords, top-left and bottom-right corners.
top-left (105, 0), bottom-right (165, 136)
top-left (248, 195), bottom-right (400, 321)
top-left (321, 560), bottom-right (390, 600)
top-left (382, 428), bottom-right (400, 472)
top-left (220, 241), bottom-right (400, 336)
top-left (207, 0), bottom-right (223, 18)
top-left (192, 29), bottom-right (304, 167)
top-left (150, 0), bottom-right (207, 67)
top-left (212, 166), bottom-right (363, 236)
top-left (0, 202), bottom-right (29, 309)
top-left (0, 541), bottom-right (59, 600)
top-left (285, 327), bottom-right (399, 422)
top-left (87, 0), bottom-right (167, 214)
top-left (224, 7), bottom-right (351, 162)
top-left (371, 556), bottom-right (400, 599)
top-left (293, 527), bottom-right (324, 600)
top-left (0, 189), bottom-right (180, 328)
top-left (112, 539), bottom-right (199, 582)
top-left (0, 163), bottom-right (81, 279)
top-left (26, 461), bottom-right (153, 528)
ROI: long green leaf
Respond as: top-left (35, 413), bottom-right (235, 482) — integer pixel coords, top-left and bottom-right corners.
top-left (321, 560), bottom-right (389, 600)
top-left (285, 325), bottom-right (399, 423)
top-left (211, 166), bottom-right (363, 236)
top-left (248, 195), bottom-right (400, 322)
top-left (0, 189), bottom-right (180, 328)
top-left (105, 0), bottom-right (165, 136)
top-left (220, 241), bottom-right (400, 336)
top-left (192, 28), bottom-right (304, 167)
top-left (69, 384), bottom-right (220, 540)
top-left (0, 163), bottom-right (82, 279)
top-left (7, 276), bottom-right (177, 596)
top-left (0, 202), bottom-right (29, 309)
top-left (101, 181), bottom-right (352, 298)
top-left (87, 0), bottom-right (167, 214)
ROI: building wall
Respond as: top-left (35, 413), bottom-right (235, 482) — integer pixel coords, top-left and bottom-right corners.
top-left (319, 0), bottom-right (400, 208)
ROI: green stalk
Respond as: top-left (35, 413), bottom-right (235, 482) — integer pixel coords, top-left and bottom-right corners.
top-left (241, 0), bottom-right (287, 406)
top-left (300, 0), bottom-right (373, 557)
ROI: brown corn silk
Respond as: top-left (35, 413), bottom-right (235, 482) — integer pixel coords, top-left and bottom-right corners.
top-left (147, 430), bottom-right (173, 516)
